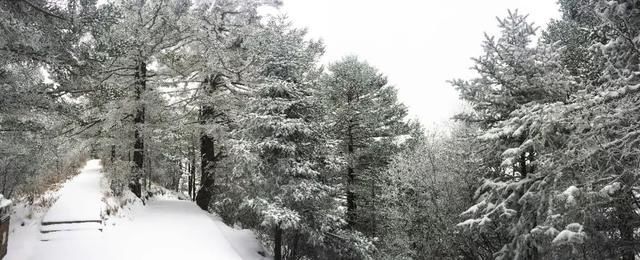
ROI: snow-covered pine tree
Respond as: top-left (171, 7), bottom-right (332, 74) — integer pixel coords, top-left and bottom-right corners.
top-left (543, 0), bottom-right (606, 86)
top-left (239, 78), bottom-right (373, 259)
top-left (453, 10), bottom-right (577, 260)
top-left (188, 13), bottom-right (328, 217)
top-left (541, 1), bottom-right (640, 258)
top-left (457, 3), bottom-right (640, 259)
top-left (0, 0), bottom-right (101, 197)
top-left (320, 56), bottom-right (409, 236)
top-left (89, 0), bottom-right (194, 198)
top-left (156, 0), bottom-right (285, 210)
top-left (225, 26), bottom-right (375, 258)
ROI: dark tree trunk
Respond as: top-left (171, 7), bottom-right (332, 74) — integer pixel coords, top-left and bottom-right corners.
top-left (274, 225), bottom-right (283, 260)
top-left (370, 176), bottom-right (377, 236)
top-left (188, 137), bottom-right (196, 201)
top-left (346, 123), bottom-right (356, 228)
top-left (196, 133), bottom-right (215, 210)
top-left (618, 190), bottom-right (636, 260)
top-left (130, 60), bottom-right (146, 198)
top-left (187, 162), bottom-right (193, 199)
top-left (520, 144), bottom-right (541, 259)
top-left (174, 161), bottom-right (181, 191)
top-left (110, 144), bottom-right (116, 163)
top-left (190, 153), bottom-right (196, 201)
top-left (196, 74), bottom-right (225, 211)
top-left (520, 151), bottom-right (527, 178)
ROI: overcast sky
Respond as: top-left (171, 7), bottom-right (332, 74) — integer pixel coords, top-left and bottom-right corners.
top-left (280, 0), bottom-right (561, 128)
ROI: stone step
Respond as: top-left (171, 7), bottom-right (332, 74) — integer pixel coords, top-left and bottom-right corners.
top-left (40, 221), bottom-right (103, 233)
top-left (40, 229), bottom-right (103, 242)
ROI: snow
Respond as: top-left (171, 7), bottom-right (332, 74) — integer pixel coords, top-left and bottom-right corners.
top-left (457, 215), bottom-right (491, 228)
top-left (42, 159), bottom-right (104, 224)
top-left (0, 194), bottom-right (11, 209)
top-left (460, 200), bottom-right (495, 216)
top-left (531, 225), bottom-right (559, 238)
top-left (6, 174), bottom-right (72, 260)
top-left (501, 147), bottom-right (521, 158)
top-left (600, 182), bottom-right (621, 196)
top-left (210, 216), bottom-right (270, 260)
top-left (562, 185), bottom-right (579, 205)
top-left (7, 159), bottom-right (270, 260)
top-left (552, 223), bottom-right (585, 245)
top-left (6, 203), bottom-right (44, 260)
top-left (93, 199), bottom-right (244, 260)
top-left (562, 186), bottom-right (579, 196)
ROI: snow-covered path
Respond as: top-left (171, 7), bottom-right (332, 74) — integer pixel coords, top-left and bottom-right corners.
top-left (42, 159), bottom-right (104, 225)
top-left (30, 200), bottom-right (245, 260)
top-left (18, 159), bottom-right (250, 260)
top-left (109, 200), bottom-right (243, 260)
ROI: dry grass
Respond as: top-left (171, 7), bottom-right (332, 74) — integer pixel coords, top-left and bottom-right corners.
top-left (20, 154), bottom-right (89, 206)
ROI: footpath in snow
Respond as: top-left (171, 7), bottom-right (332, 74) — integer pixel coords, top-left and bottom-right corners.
top-left (7, 159), bottom-right (267, 260)
top-left (107, 200), bottom-right (243, 260)
top-left (41, 160), bottom-right (104, 225)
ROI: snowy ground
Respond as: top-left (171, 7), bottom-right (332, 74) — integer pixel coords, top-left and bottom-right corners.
top-left (6, 159), bottom-right (269, 260)
top-left (41, 160), bottom-right (104, 225)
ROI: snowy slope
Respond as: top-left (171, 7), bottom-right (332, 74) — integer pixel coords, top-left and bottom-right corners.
top-left (211, 215), bottom-right (270, 260)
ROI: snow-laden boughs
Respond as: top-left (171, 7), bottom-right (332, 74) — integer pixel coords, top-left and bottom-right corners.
top-left (0, 0), bottom-right (99, 197)
top-left (450, 15), bottom-right (580, 259)
top-left (456, 2), bottom-right (640, 259)
top-left (320, 56), bottom-right (410, 241)
top-left (237, 75), bottom-right (373, 259)
top-left (452, 9), bottom-right (575, 127)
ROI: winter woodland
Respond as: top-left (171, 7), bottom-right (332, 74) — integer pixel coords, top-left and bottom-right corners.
top-left (2, 0), bottom-right (640, 259)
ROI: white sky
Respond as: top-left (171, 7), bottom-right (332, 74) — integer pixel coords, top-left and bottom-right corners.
top-left (280, 0), bottom-right (561, 128)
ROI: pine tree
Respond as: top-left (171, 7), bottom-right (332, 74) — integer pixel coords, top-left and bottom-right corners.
top-left (90, 0), bottom-right (194, 197)
top-left (227, 24), bottom-right (374, 259)
top-left (0, 0), bottom-right (102, 197)
top-left (456, 4), bottom-right (640, 259)
top-left (174, 0), bottom-right (283, 210)
top-left (321, 56), bottom-right (409, 235)
top-left (453, 10), bottom-right (576, 259)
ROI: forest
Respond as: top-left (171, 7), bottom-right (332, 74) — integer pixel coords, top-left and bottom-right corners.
top-left (2, 0), bottom-right (640, 259)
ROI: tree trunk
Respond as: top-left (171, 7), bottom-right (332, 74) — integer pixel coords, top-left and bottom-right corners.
top-left (174, 161), bottom-right (182, 191)
top-left (274, 225), bottom-right (283, 260)
top-left (130, 60), bottom-right (146, 198)
top-left (187, 162), bottom-right (193, 199)
top-left (146, 146), bottom-right (152, 191)
top-left (190, 154), bottom-right (196, 201)
top-left (188, 136), bottom-right (197, 201)
top-left (346, 123), bottom-right (356, 228)
top-left (110, 144), bottom-right (116, 163)
top-left (196, 133), bottom-right (215, 210)
top-left (370, 176), bottom-right (376, 236)
top-left (196, 74), bottom-right (224, 211)
top-left (618, 190), bottom-right (636, 260)
top-left (519, 151), bottom-right (527, 178)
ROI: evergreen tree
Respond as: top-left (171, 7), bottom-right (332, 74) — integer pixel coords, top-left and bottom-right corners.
top-left (237, 77), bottom-right (372, 259)
top-left (90, 0), bottom-right (194, 197)
top-left (453, 10), bottom-right (576, 260)
top-left (321, 56), bottom-right (409, 236)
top-left (0, 0), bottom-right (104, 197)
top-left (457, 4), bottom-right (640, 259)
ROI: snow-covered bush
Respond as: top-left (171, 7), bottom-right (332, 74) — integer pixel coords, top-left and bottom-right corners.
top-left (105, 160), bottom-right (134, 197)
